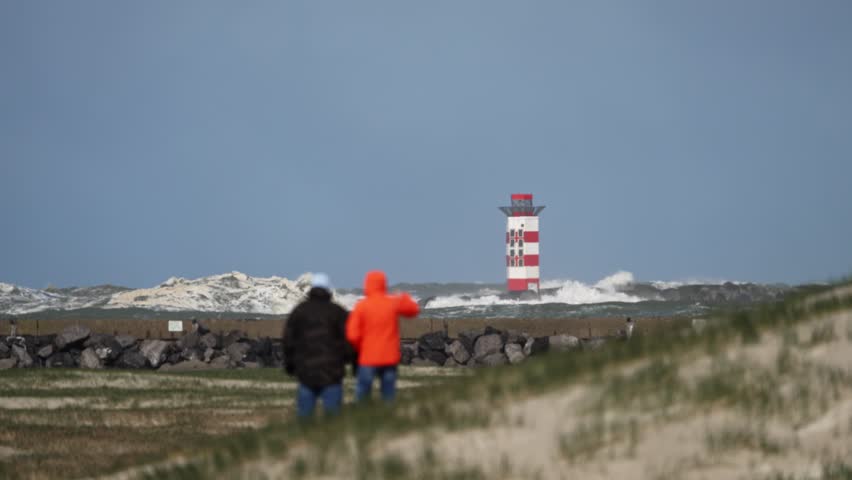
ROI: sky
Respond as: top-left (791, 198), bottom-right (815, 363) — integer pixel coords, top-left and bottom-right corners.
top-left (1, 1), bottom-right (851, 289)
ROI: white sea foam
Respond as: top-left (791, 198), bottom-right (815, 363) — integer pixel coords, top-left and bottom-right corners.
top-left (423, 271), bottom-right (642, 309)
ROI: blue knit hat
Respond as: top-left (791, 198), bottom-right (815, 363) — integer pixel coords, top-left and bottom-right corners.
top-left (311, 272), bottom-right (332, 291)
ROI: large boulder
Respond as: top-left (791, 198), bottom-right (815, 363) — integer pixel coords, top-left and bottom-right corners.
top-left (115, 334), bottom-right (137, 349)
top-left (11, 345), bottom-right (33, 368)
top-left (177, 331), bottom-right (200, 350)
top-left (46, 352), bottom-right (76, 368)
top-left (504, 343), bottom-right (525, 365)
top-left (139, 340), bottom-right (170, 368)
top-left (54, 325), bottom-right (91, 350)
top-left (549, 334), bottom-right (580, 352)
top-left (86, 334), bottom-right (123, 362)
top-left (418, 331), bottom-right (448, 351)
top-left (524, 337), bottom-right (549, 357)
top-left (227, 342), bottom-right (251, 363)
top-left (443, 357), bottom-right (462, 368)
top-left (199, 332), bottom-right (219, 350)
top-left (0, 357), bottom-right (16, 369)
top-left (221, 330), bottom-right (246, 349)
top-left (180, 347), bottom-right (204, 362)
top-left (115, 350), bottom-right (147, 369)
top-left (209, 355), bottom-right (230, 369)
top-left (0, 341), bottom-right (9, 358)
top-left (419, 348), bottom-right (447, 366)
top-left (400, 344), bottom-right (415, 365)
top-left (37, 344), bottom-right (54, 359)
top-left (250, 337), bottom-right (273, 358)
top-left (79, 348), bottom-right (102, 369)
top-left (203, 348), bottom-right (216, 363)
top-left (445, 340), bottom-right (471, 365)
top-left (478, 352), bottom-right (508, 367)
top-left (473, 333), bottom-right (503, 360)
top-left (457, 329), bottom-right (484, 354)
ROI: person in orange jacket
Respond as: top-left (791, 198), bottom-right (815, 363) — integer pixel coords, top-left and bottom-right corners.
top-left (346, 270), bottom-right (420, 402)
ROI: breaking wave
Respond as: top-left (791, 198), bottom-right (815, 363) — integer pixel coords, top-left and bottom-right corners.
top-left (423, 271), bottom-right (643, 309)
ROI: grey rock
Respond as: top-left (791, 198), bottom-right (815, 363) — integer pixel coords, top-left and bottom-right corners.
top-left (227, 342), bottom-right (251, 363)
top-left (115, 350), bottom-right (147, 369)
top-left (443, 357), bottom-right (462, 368)
top-left (87, 335), bottom-right (123, 362)
top-left (524, 337), bottom-right (549, 357)
top-left (115, 334), bottom-right (137, 349)
top-left (37, 344), bottom-right (54, 359)
top-left (180, 347), bottom-right (203, 362)
top-left (79, 348), bottom-right (102, 369)
top-left (0, 341), bottom-right (11, 358)
top-left (139, 340), bottom-right (170, 368)
top-left (203, 347), bottom-right (216, 363)
top-left (95, 347), bottom-right (113, 361)
top-left (419, 348), bottom-right (447, 366)
top-left (221, 330), bottom-right (245, 349)
top-left (199, 332), bottom-right (219, 350)
top-left (0, 357), bottom-right (16, 369)
top-left (209, 355), bottom-right (230, 369)
top-left (12, 345), bottom-right (33, 368)
top-left (505, 343), bottom-right (525, 365)
top-left (177, 331), bottom-right (200, 350)
top-left (473, 333), bottom-right (503, 360)
top-left (445, 340), bottom-right (471, 364)
top-left (46, 352), bottom-right (76, 368)
top-left (478, 352), bottom-right (508, 367)
top-left (549, 334), bottom-right (580, 352)
top-left (54, 325), bottom-right (91, 350)
top-left (419, 331), bottom-right (448, 351)
top-left (458, 329), bottom-right (483, 354)
top-left (400, 343), bottom-right (416, 365)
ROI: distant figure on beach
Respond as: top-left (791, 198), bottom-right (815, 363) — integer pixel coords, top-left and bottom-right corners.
top-left (347, 270), bottom-right (420, 403)
top-left (283, 273), bottom-right (354, 418)
top-left (625, 317), bottom-right (634, 339)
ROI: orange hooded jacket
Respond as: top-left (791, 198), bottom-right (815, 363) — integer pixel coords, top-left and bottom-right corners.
top-left (346, 271), bottom-right (420, 366)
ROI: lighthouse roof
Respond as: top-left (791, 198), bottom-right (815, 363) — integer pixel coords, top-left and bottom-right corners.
top-left (499, 194), bottom-right (545, 217)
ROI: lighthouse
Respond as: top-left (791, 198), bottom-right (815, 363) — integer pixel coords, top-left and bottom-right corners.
top-left (499, 193), bottom-right (545, 293)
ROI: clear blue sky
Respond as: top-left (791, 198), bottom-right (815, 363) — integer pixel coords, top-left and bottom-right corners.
top-left (2, 1), bottom-right (851, 289)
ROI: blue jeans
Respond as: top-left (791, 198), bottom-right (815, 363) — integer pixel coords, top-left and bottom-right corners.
top-left (356, 365), bottom-right (398, 402)
top-left (296, 383), bottom-right (342, 418)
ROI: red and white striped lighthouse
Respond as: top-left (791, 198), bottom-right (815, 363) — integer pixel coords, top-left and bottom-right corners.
top-left (499, 193), bottom-right (545, 292)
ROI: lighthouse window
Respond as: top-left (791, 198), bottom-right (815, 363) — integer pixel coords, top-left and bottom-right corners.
top-left (519, 249), bottom-right (523, 256)
top-left (510, 249), bottom-right (515, 257)
top-left (518, 258), bottom-right (524, 266)
top-left (519, 239), bottom-right (524, 247)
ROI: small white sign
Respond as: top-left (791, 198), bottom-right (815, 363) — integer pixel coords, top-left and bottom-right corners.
top-left (168, 320), bottom-right (183, 332)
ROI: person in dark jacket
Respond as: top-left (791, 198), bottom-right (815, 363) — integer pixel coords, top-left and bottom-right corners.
top-left (283, 273), bottom-right (354, 418)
